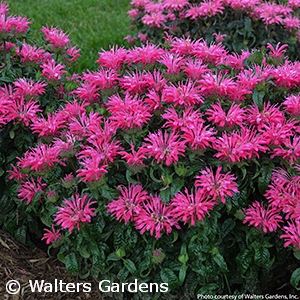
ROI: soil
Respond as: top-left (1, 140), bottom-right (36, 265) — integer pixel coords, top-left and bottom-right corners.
top-left (0, 230), bottom-right (103, 300)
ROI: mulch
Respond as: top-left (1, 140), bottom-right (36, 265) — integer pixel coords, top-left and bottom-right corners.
top-left (0, 230), bottom-right (104, 300)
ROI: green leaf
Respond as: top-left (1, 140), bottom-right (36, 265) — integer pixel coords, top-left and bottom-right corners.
top-left (65, 253), bottom-right (79, 275)
top-left (258, 162), bottom-right (275, 194)
top-left (126, 169), bottom-right (140, 184)
top-left (160, 187), bottom-right (171, 204)
top-left (124, 258), bottom-right (137, 275)
top-left (78, 246), bottom-right (90, 259)
top-left (236, 249), bottom-right (253, 274)
top-left (179, 264), bottom-right (187, 284)
top-left (106, 252), bottom-right (120, 262)
top-left (160, 268), bottom-right (179, 289)
top-left (290, 268), bottom-right (300, 290)
top-left (252, 88), bottom-right (265, 110)
top-left (293, 251), bottom-right (300, 260)
top-left (99, 184), bottom-right (118, 199)
top-left (221, 219), bottom-right (236, 238)
top-left (212, 252), bottom-right (228, 272)
top-left (254, 245), bottom-right (270, 268)
top-left (14, 226), bottom-right (27, 245)
top-left (170, 178), bottom-right (184, 195)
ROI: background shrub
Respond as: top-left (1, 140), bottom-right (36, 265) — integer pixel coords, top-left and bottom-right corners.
top-left (127, 0), bottom-right (300, 60)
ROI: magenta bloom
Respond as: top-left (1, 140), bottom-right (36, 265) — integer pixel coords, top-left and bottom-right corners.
top-left (243, 201), bottom-right (283, 233)
top-left (42, 225), bottom-right (62, 245)
top-left (41, 25), bottom-right (70, 49)
top-left (41, 59), bottom-right (66, 82)
top-left (17, 177), bottom-right (47, 205)
top-left (107, 184), bottom-right (149, 224)
top-left (54, 194), bottom-right (96, 233)
top-left (18, 144), bottom-right (65, 173)
top-left (280, 220), bottom-right (300, 249)
top-left (143, 130), bottom-right (186, 166)
top-left (195, 166), bottom-right (238, 203)
top-left (134, 194), bottom-right (180, 239)
top-left (170, 188), bottom-right (217, 226)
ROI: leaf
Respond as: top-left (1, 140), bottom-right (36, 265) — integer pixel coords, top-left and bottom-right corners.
top-left (160, 187), bottom-right (171, 204)
top-left (170, 178), bottom-right (184, 195)
top-left (252, 88), bottom-right (265, 110)
top-left (258, 162), bottom-right (275, 194)
top-left (126, 169), bottom-right (140, 184)
top-left (254, 245), bottom-right (270, 267)
top-left (160, 268), bottom-right (179, 289)
top-left (78, 246), bottom-right (90, 259)
top-left (99, 184), bottom-right (118, 199)
top-left (236, 249), bottom-right (253, 274)
top-left (212, 252), bottom-right (228, 272)
top-left (290, 268), bottom-right (300, 290)
top-left (65, 253), bottom-right (79, 275)
top-left (124, 258), bottom-right (137, 275)
top-left (14, 226), bottom-right (27, 245)
top-left (179, 264), bottom-right (187, 284)
top-left (221, 219), bottom-right (236, 238)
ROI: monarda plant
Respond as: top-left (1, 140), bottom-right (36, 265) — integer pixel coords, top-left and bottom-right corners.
top-left (5, 32), bottom-right (300, 298)
top-left (0, 1), bottom-right (80, 245)
top-left (126, 0), bottom-right (300, 60)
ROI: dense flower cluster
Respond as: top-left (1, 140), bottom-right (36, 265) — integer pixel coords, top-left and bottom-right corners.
top-left (5, 33), bottom-right (298, 244)
top-left (127, 0), bottom-right (300, 60)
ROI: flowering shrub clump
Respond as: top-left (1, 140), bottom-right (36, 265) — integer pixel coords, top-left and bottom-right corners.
top-left (1, 1), bottom-right (300, 297)
top-left (127, 0), bottom-right (300, 60)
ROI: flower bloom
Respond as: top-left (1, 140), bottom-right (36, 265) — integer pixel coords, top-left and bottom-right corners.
top-left (42, 225), bottom-right (61, 245)
top-left (134, 194), bottom-right (180, 239)
top-left (243, 201), bottom-right (283, 233)
top-left (170, 188), bottom-right (217, 225)
top-left (195, 166), bottom-right (238, 203)
top-left (14, 78), bottom-right (46, 99)
top-left (54, 194), bottom-right (96, 233)
top-left (107, 184), bottom-right (149, 224)
top-left (41, 25), bottom-right (70, 49)
top-left (17, 177), bottom-right (47, 205)
top-left (143, 130), bottom-right (186, 166)
top-left (17, 144), bottom-right (65, 172)
top-left (283, 94), bottom-right (300, 116)
top-left (41, 59), bottom-right (66, 82)
top-left (280, 220), bottom-right (300, 249)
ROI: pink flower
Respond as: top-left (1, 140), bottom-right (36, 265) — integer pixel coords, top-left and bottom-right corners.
top-left (107, 93), bottom-right (152, 130)
top-left (213, 32), bottom-right (227, 43)
top-left (195, 166), bottom-right (238, 203)
top-left (41, 25), bottom-right (70, 49)
top-left (135, 194), bottom-right (180, 239)
top-left (82, 68), bottom-right (119, 90)
top-left (267, 42), bottom-right (288, 59)
top-left (170, 188), bottom-right (217, 225)
top-left (14, 78), bottom-right (46, 99)
top-left (183, 58), bottom-right (209, 80)
top-left (42, 225), bottom-right (61, 245)
top-left (74, 82), bottom-right (100, 103)
top-left (163, 0), bottom-right (189, 11)
top-left (143, 130), bottom-right (186, 166)
top-left (17, 177), bottom-right (47, 205)
top-left (17, 144), bottom-right (65, 172)
top-left (54, 194), bottom-right (96, 233)
top-left (271, 136), bottom-right (300, 165)
top-left (96, 46), bottom-right (128, 70)
top-left (271, 61), bottom-right (300, 88)
top-left (7, 164), bottom-right (27, 181)
top-left (118, 142), bottom-right (147, 168)
top-left (41, 59), bottom-right (66, 82)
top-left (283, 94), bottom-right (300, 116)
top-left (64, 45), bottom-right (81, 63)
top-left (158, 52), bottom-right (184, 75)
top-left (107, 184), bottom-right (149, 224)
top-left (16, 42), bottom-right (51, 64)
top-left (30, 113), bottom-right (66, 137)
top-left (206, 102), bottom-right (245, 128)
top-left (118, 71), bottom-right (149, 94)
top-left (142, 11), bottom-right (166, 28)
top-left (162, 106), bottom-right (203, 131)
top-left (182, 122), bottom-right (216, 151)
top-left (280, 220), bottom-right (300, 249)
top-left (243, 201), bottom-right (283, 233)
top-left (162, 80), bottom-right (203, 106)
top-left (213, 127), bottom-right (269, 163)
top-left (126, 44), bottom-right (164, 65)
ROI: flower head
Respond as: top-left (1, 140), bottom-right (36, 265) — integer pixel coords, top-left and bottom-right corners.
top-left (54, 194), bottom-right (96, 233)
top-left (42, 225), bottom-right (62, 245)
top-left (243, 201), bottom-right (283, 233)
top-left (134, 194), bottom-right (180, 239)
